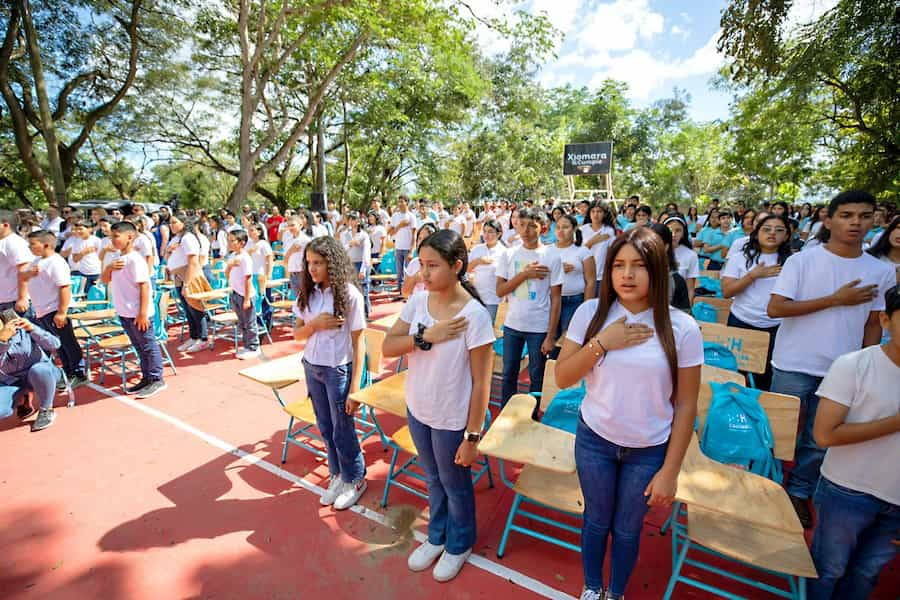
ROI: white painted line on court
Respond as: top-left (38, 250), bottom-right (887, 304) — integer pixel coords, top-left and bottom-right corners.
top-left (86, 383), bottom-right (575, 600)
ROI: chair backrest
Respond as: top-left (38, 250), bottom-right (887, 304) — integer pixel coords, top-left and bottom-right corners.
top-left (538, 359), bottom-right (578, 412)
top-left (700, 322), bottom-right (769, 374)
top-left (272, 264), bottom-right (286, 279)
top-left (363, 327), bottom-right (385, 378)
top-left (70, 274), bottom-right (85, 296)
top-left (701, 364), bottom-right (745, 385)
top-left (493, 302), bottom-right (509, 338)
top-left (697, 382), bottom-right (800, 461)
top-left (699, 269), bottom-right (721, 280)
top-left (86, 283), bottom-right (108, 303)
top-left (154, 291), bottom-right (171, 340)
top-left (692, 296), bottom-right (732, 324)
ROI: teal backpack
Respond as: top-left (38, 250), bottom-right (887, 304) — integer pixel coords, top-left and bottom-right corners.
top-left (692, 302), bottom-right (719, 323)
top-left (540, 382), bottom-right (587, 434)
top-left (700, 382), bottom-right (782, 482)
top-left (703, 342), bottom-right (738, 371)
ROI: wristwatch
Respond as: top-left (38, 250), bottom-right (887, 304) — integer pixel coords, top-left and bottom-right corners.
top-left (465, 430), bottom-right (482, 443)
top-left (413, 323), bottom-right (432, 351)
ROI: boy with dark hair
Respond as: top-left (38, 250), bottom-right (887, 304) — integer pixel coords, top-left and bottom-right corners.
top-left (60, 219), bottom-right (101, 293)
top-left (0, 209), bottom-right (32, 315)
top-left (23, 231), bottom-right (87, 388)
top-left (809, 285), bottom-right (900, 598)
top-left (768, 190), bottom-right (895, 527)
top-left (102, 221), bottom-right (166, 398)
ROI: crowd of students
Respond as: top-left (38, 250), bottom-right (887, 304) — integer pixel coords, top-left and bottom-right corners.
top-left (1, 190), bottom-right (898, 598)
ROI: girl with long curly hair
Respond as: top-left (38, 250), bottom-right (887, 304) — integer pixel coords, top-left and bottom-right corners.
top-left (293, 236), bottom-right (368, 511)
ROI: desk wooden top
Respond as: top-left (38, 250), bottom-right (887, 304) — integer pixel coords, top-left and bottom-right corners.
top-left (478, 394), bottom-right (576, 474)
top-left (349, 371), bottom-right (407, 417)
top-left (371, 313), bottom-right (401, 330)
top-left (71, 308), bottom-right (118, 322)
top-left (265, 278), bottom-right (290, 288)
top-left (676, 435), bottom-right (803, 534)
top-left (186, 289), bottom-right (230, 301)
top-left (238, 354), bottom-right (303, 389)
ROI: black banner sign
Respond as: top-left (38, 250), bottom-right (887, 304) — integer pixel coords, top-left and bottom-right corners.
top-left (563, 142), bottom-right (613, 175)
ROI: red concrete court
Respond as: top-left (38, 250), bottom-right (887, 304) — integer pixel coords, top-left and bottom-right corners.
top-left (1, 297), bottom-right (897, 599)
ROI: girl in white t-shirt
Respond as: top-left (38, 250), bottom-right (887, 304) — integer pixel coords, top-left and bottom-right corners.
top-left (866, 215), bottom-right (900, 284)
top-left (556, 227), bottom-right (703, 600)
top-left (383, 229), bottom-right (495, 583)
top-left (548, 214), bottom-right (596, 342)
top-left (341, 212), bottom-right (372, 317)
top-left (166, 214), bottom-right (209, 353)
top-left (579, 200), bottom-right (616, 296)
top-left (293, 235), bottom-right (368, 511)
top-left (225, 229), bottom-right (260, 358)
top-left (248, 223), bottom-right (274, 329)
top-left (466, 219), bottom-right (506, 324)
top-left (664, 216), bottom-right (700, 303)
top-left (401, 223), bottom-right (438, 299)
top-left (721, 214), bottom-right (791, 390)
top-left (283, 215), bottom-right (312, 298)
top-left (366, 212), bottom-right (387, 259)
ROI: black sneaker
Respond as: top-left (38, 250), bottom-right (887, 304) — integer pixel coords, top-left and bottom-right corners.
top-left (136, 380), bottom-right (168, 399)
top-left (125, 379), bottom-right (150, 395)
top-left (68, 374), bottom-right (88, 389)
top-left (789, 494), bottom-right (813, 529)
top-left (16, 398), bottom-right (36, 420)
top-left (31, 408), bottom-right (56, 432)
top-left (56, 377), bottom-right (67, 391)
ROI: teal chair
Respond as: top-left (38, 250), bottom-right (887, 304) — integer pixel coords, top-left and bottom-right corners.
top-left (84, 283), bottom-right (110, 309)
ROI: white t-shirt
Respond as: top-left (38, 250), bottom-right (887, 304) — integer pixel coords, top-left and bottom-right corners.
top-left (567, 299), bottom-right (704, 447)
top-left (0, 234), bottom-right (33, 303)
top-left (65, 236), bottom-right (102, 275)
top-left (721, 251), bottom-right (782, 329)
top-left (27, 254), bottom-right (70, 318)
top-left (545, 244), bottom-right (592, 296)
top-left (341, 230), bottom-right (371, 264)
top-left (448, 215), bottom-right (466, 235)
top-left (247, 239), bottom-right (273, 275)
top-left (400, 291), bottom-right (495, 430)
top-left (167, 233), bottom-right (201, 271)
top-left (674, 245), bottom-right (700, 282)
top-left (816, 345), bottom-right (900, 504)
top-left (41, 216), bottom-right (63, 233)
top-left (771, 245), bottom-right (896, 377)
top-left (468, 243), bottom-right (506, 305)
top-left (228, 251), bottom-right (256, 298)
top-left (579, 224), bottom-right (615, 279)
top-left (312, 224), bottom-right (329, 238)
top-left (390, 211), bottom-right (416, 250)
top-left (133, 231), bottom-right (156, 267)
top-left (368, 225), bottom-right (387, 254)
top-left (500, 245), bottom-right (564, 333)
top-left (727, 235), bottom-right (749, 259)
top-left (197, 232), bottom-right (211, 265)
top-left (463, 209), bottom-right (475, 236)
top-left (293, 283), bottom-right (366, 368)
top-left (403, 257), bottom-right (427, 295)
top-left (287, 232), bottom-right (312, 273)
top-left (111, 251), bottom-right (154, 319)
top-left (501, 228), bottom-right (521, 248)
top-left (100, 237), bottom-right (120, 269)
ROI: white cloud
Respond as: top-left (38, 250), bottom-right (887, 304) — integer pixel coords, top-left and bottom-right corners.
top-left (575, 0), bottom-right (665, 52)
top-left (784, 0), bottom-right (838, 32)
top-left (671, 25), bottom-right (690, 39)
top-left (529, 0), bottom-right (582, 35)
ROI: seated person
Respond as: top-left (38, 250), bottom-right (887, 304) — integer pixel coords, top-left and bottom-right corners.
top-left (0, 309), bottom-right (61, 432)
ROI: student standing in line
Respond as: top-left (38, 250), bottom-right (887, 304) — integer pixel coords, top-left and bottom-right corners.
top-left (292, 236), bottom-right (368, 511)
top-left (767, 190), bottom-right (896, 528)
top-left (0, 211), bottom-right (34, 315)
top-left (548, 214), bottom-right (596, 341)
top-left (664, 216), bottom-right (699, 303)
top-left (102, 221), bottom-right (167, 398)
top-left (247, 224), bottom-right (274, 331)
top-left (24, 231), bottom-right (87, 388)
top-left (366, 212), bottom-right (387, 260)
top-left (556, 227), bottom-right (703, 600)
top-left (401, 223), bottom-right (438, 299)
top-left (225, 230), bottom-right (260, 360)
top-left (467, 219), bottom-right (506, 324)
top-left (580, 201), bottom-right (616, 297)
top-left (496, 208), bottom-right (563, 408)
top-left (383, 229), bottom-right (494, 583)
top-left (283, 215), bottom-right (312, 298)
top-left (388, 196), bottom-right (416, 294)
top-left (60, 220), bottom-right (102, 292)
top-left (720, 214), bottom-right (791, 391)
top-left (165, 214), bottom-right (208, 353)
top-left (341, 212), bottom-right (372, 318)
top-left (699, 209), bottom-right (728, 270)
top-left (648, 224), bottom-right (691, 313)
top-left (867, 215), bottom-right (900, 284)
top-left (808, 285), bottom-right (900, 599)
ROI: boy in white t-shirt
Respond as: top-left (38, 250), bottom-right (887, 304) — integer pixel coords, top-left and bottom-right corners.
top-left (283, 215), bottom-right (312, 297)
top-left (808, 285), bottom-right (900, 599)
top-left (388, 196), bottom-right (416, 293)
top-left (767, 191), bottom-right (896, 527)
top-left (102, 221), bottom-right (166, 399)
top-left (496, 208), bottom-right (563, 410)
top-left (225, 230), bottom-right (260, 359)
top-left (0, 210), bottom-right (33, 314)
top-left (60, 221), bottom-right (102, 293)
top-left (23, 231), bottom-right (87, 387)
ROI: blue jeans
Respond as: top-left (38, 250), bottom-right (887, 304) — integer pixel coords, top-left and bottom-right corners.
top-left (10, 362), bottom-right (60, 410)
top-left (120, 316), bottom-right (164, 382)
top-left (809, 477), bottom-right (900, 599)
top-left (558, 293), bottom-right (584, 339)
top-left (176, 286), bottom-right (208, 341)
top-left (406, 410), bottom-right (476, 554)
top-left (485, 303), bottom-right (498, 325)
top-left (501, 326), bottom-right (547, 409)
top-left (301, 359), bottom-right (365, 483)
top-left (353, 261), bottom-right (371, 317)
top-left (73, 271), bottom-right (99, 293)
top-left (394, 249), bottom-right (409, 292)
top-left (771, 367), bottom-right (824, 499)
top-left (230, 291), bottom-right (259, 351)
top-left (575, 417), bottom-right (668, 595)
top-left (0, 300), bottom-right (34, 319)
top-left (35, 310), bottom-right (84, 378)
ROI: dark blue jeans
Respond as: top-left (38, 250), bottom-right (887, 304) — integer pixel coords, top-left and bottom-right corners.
top-left (176, 286), bottom-right (208, 341)
top-left (35, 310), bottom-right (84, 378)
top-left (726, 312), bottom-right (778, 391)
top-left (394, 249), bottom-right (409, 292)
top-left (353, 261), bottom-right (371, 317)
top-left (406, 410), bottom-right (476, 554)
top-left (120, 316), bottom-right (164, 382)
top-left (12, 361), bottom-right (59, 410)
top-left (301, 359), bottom-right (365, 483)
top-left (558, 293), bottom-right (584, 339)
top-left (73, 271), bottom-right (99, 294)
top-left (501, 326), bottom-right (547, 409)
top-left (575, 417), bottom-right (668, 595)
top-left (771, 367), bottom-right (824, 499)
top-left (809, 477), bottom-right (900, 599)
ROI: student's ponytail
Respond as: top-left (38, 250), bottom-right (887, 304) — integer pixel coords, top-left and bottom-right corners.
top-left (419, 229), bottom-right (485, 306)
top-left (459, 273), bottom-right (485, 306)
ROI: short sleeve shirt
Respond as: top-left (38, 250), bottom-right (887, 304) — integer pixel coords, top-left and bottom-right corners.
top-left (0, 234), bottom-right (33, 303)
top-left (501, 245), bottom-right (564, 333)
top-left (293, 283), bottom-right (366, 368)
top-left (28, 254), bottom-right (71, 318)
top-left (111, 251), bottom-right (154, 319)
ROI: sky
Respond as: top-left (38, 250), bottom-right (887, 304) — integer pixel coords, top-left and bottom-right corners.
top-left (465, 0), bottom-right (838, 122)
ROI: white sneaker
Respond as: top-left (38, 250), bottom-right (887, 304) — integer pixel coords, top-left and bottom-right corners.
top-left (237, 348), bottom-right (261, 360)
top-left (407, 541), bottom-right (444, 572)
top-left (333, 478), bottom-right (367, 510)
top-left (187, 340), bottom-right (209, 353)
top-left (432, 548), bottom-right (471, 582)
top-left (320, 476), bottom-right (343, 506)
top-left (580, 589), bottom-right (603, 600)
top-left (177, 339), bottom-right (195, 352)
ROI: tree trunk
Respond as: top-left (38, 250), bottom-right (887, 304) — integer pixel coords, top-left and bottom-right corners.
top-left (18, 0), bottom-right (66, 206)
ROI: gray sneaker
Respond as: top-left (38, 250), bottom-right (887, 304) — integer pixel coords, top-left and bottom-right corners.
top-left (68, 374), bottom-right (88, 388)
top-left (136, 380), bottom-right (168, 399)
top-left (31, 408), bottom-right (56, 432)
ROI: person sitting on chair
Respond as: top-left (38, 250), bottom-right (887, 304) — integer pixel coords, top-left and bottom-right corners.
top-left (0, 308), bottom-right (61, 432)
